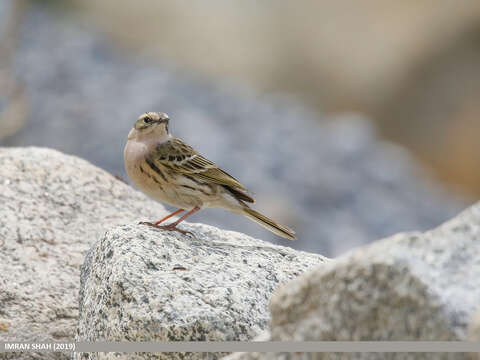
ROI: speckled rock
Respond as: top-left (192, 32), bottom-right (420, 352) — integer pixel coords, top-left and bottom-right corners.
top-left (0, 147), bottom-right (167, 360)
top-left (223, 203), bottom-right (480, 360)
top-left (74, 223), bottom-right (327, 360)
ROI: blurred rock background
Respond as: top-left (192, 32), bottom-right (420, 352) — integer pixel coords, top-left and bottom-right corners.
top-left (1, 0), bottom-right (478, 256)
top-left (69, 0), bottom-right (480, 198)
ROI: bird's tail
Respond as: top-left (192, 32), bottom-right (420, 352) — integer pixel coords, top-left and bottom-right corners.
top-left (241, 207), bottom-right (296, 241)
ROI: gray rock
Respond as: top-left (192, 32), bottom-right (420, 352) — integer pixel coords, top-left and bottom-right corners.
top-left (223, 351), bottom-right (266, 360)
top-left (0, 147), bottom-right (167, 359)
top-left (75, 223), bottom-right (327, 360)
top-left (3, 3), bottom-right (463, 256)
top-left (224, 203), bottom-right (480, 360)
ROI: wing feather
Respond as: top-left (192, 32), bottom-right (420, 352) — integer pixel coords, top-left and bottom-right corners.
top-left (152, 138), bottom-right (251, 197)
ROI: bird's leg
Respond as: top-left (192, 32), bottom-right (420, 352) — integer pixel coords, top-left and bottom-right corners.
top-left (156, 206), bottom-right (200, 235)
top-left (139, 208), bottom-right (184, 227)
top-left (154, 208), bottom-right (184, 225)
top-left (140, 207), bottom-right (200, 237)
top-left (164, 206), bottom-right (200, 227)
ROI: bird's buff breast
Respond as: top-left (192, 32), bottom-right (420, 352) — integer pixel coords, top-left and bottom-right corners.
top-left (124, 139), bottom-right (214, 210)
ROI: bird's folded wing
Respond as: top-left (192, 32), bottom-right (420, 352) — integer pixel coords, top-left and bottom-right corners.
top-left (152, 138), bottom-right (249, 192)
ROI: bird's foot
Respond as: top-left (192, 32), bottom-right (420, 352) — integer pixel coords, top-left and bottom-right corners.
top-left (139, 221), bottom-right (195, 237)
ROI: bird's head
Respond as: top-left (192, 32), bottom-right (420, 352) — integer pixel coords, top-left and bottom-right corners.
top-left (129, 112), bottom-right (170, 140)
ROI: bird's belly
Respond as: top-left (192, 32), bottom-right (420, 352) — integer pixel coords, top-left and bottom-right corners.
top-left (126, 160), bottom-right (219, 210)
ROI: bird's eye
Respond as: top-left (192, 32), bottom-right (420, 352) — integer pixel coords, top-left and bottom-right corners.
top-left (143, 117), bottom-right (152, 124)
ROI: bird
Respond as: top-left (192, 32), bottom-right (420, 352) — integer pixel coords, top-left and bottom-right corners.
top-left (123, 112), bottom-right (296, 240)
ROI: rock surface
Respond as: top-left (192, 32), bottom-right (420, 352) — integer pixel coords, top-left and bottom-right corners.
top-left (75, 223), bottom-right (327, 360)
top-left (3, 2), bottom-right (464, 256)
top-left (0, 147), bottom-right (167, 359)
top-left (224, 203), bottom-right (480, 360)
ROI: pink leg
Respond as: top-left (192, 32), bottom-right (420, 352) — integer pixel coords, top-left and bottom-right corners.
top-left (139, 208), bottom-right (183, 227)
top-left (167, 206), bottom-right (200, 227)
top-left (140, 207), bottom-right (200, 236)
top-left (154, 208), bottom-right (184, 225)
